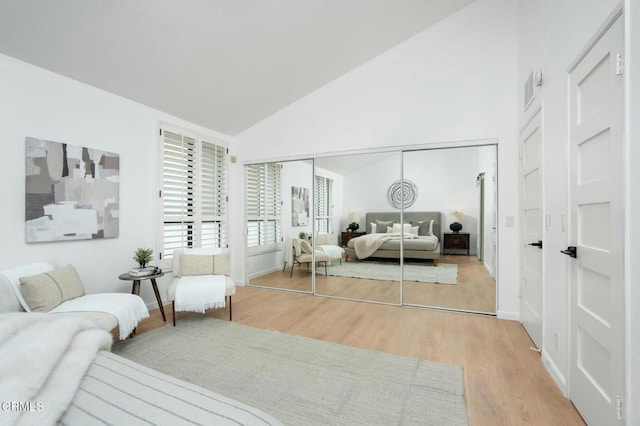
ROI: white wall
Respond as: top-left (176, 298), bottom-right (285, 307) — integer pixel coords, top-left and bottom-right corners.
top-left (0, 53), bottom-right (233, 309)
top-left (233, 0), bottom-right (520, 316)
top-left (517, 0), bottom-right (623, 396)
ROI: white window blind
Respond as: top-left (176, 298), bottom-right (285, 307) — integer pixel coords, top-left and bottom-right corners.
top-left (247, 163), bottom-right (282, 252)
top-left (161, 126), bottom-right (227, 262)
top-left (315, 175), bottom-right (334, 234)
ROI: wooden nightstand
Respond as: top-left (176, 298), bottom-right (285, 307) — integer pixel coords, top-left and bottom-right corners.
top-left (443, 232), bottom-right (470, 255)
top-left (341, 231), bottom-right (365, 247)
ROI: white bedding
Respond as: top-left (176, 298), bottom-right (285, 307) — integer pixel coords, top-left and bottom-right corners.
top-left (349, 234), bottom-right (439, 258)
top-left (0, 313), bottom-right (282, 426)
top-left (352, 232), bottom-right (417, 259)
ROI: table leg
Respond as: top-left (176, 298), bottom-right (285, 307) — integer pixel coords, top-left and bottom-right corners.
top-left (131, 280), bottom-right (141, 295)
top-left (150, 278), bottom-right (166, 321)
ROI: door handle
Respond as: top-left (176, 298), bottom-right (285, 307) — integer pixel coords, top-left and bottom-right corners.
top-left (528, 240), bottom-right (542, 249)
top-left (561, 246), bottom-right (577, 258)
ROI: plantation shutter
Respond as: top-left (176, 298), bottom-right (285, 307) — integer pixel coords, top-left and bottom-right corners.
top-left (201, 141), bottom-right (227, 248)
top-left (315, 176), bottom-right (326, 233)
top-left (246, 163), bottom-right (282, 250)
top-left (161, 126), bottom-right (227, 262)
top-left (162, 130), bottom-right (196, 259)
top-left (314, 175), bottom-right (333, 234)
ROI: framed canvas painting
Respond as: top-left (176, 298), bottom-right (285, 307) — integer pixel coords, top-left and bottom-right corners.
top-left (291, 186), bottom-right (309, 226)
top-left (25, 137), bottom-right (120, 242)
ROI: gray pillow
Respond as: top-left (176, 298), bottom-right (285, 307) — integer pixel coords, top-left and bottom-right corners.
top-left (417, 220), bottom-right (435, 236)
top-left (180, 254), bottom-right (214, 276)
top-left (375, 220), bottom-right (393, 233)
top-left (213, 253), bottom-right (230, 276)
top-left (47, 264), bottom-right (85, 300)
top-left (19, 264), bottom-right (86, 312)
top-left (19, 273), bottom-right (61, 312)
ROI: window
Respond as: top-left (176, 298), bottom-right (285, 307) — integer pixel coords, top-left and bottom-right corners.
top-left (315, 175), bottom-right (334, 234)
top-left (246, 163), bottom-right (282, 253)
top-left (160, 125), bottom-right (227, 264)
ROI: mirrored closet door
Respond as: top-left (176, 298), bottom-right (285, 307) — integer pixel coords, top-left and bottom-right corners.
top-left (401, 145), bottom-right (497, 314)
top-left (314, 151), bottom-right (402, 305)
top-left (246, 159), bottom-right (314, 293)
top-left (244, 142), bottom-right (498, 315)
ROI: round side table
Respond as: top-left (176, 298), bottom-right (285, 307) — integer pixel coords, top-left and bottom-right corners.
top-left (119, 271), bottom-right (166, 322)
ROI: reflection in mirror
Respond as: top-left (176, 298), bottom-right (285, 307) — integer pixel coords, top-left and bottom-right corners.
top-left (314, 152), bottom-right (401, 304)
top-left (246, 159), bottom-right (314, 293)
top-left (402, 145), bottom-right (497, 313)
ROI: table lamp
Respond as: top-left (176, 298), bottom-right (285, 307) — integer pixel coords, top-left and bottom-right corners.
top-left (450, 211), bottom-right (464, 233)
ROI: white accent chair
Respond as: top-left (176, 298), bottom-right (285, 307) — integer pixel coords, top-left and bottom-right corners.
top-left (315, 232), bottom-right (345, 265)
top-left (286, 238), bottom-right (330, 277)
top-left (167, 248), bottom-right (236, 326)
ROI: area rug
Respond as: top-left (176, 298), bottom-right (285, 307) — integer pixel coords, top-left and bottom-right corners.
top-left (113, 317), bottom-right (468, 425)
top-left (325, 261), bottom-right (458, 284)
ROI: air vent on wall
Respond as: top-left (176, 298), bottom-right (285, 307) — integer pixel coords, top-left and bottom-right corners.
top-left (524, 67), bottom-right (543, 111)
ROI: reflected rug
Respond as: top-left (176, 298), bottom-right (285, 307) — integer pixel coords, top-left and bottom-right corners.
top-left (113, 317), bottom-right (468, 425)
top-left (325, 261), bottom-right (458, 284)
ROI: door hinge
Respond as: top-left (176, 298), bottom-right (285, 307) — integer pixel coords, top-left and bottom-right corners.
top-left (616, 396), bottom-right (624, 421)
top-left (159, 190), bottom-right (162, 198)
top-left (616, 53), bottom-right (624, 75)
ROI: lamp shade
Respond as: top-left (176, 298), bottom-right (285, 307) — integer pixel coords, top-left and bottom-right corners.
top-left (348, 212), bottom-right (360, 223)
top-left (451, 211), bottom-right (464, 223)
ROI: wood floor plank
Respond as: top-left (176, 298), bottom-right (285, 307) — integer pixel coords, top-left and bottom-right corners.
top-left (133, 286), bottom-right (584, 426)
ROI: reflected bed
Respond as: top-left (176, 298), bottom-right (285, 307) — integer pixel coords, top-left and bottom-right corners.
top-left (344, 211), bottom-right (441, 266)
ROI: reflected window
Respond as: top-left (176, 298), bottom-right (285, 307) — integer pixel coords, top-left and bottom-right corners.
top-left (314, 175), bottom-right (334, 234)
top-left (247, 163), bottom-right (283, 252)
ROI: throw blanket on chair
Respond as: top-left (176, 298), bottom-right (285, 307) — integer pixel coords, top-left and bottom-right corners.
top-left (174, 275), bottom-right (226, 313)
top-left (0, 313), bottom-right (112, 426)
top-left (353, 233), bottom-right (417, 259)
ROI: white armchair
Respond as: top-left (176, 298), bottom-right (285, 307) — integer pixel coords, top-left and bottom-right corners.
top-left (287, 238), bottom-right (330, 277)
top-left (315, 232), bottom-right (345, 265)
top-left (167, 248), bottom-right (236, 326)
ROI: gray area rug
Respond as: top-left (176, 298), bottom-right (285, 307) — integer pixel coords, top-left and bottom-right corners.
top-left (113, 317), bottom-right (468, 425)
top-left (326, 261), bottom-right (458, 284)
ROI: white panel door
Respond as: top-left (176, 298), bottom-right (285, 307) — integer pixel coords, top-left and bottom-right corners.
top-left (568, 14), bottom-right (625, 425)
top-left (519, 109), bottom-right (543, 349)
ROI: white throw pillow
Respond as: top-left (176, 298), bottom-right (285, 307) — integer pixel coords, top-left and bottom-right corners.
top-left (370, 223), bottom-right (377, 233)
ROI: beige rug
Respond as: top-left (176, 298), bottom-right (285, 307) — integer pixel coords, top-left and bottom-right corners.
top-left (113, 317), bottom-right (468, 425)
top-left (325, 261), bottom-right (458, 284)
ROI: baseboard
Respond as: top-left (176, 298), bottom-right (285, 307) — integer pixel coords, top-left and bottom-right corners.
top-left (496, 310), bottom-right (519, 321)
top-left (541, 350), bottom-right (568, 397)
top-left (248, 265), bottom-right (283, 280)
top-left (483, 261), bottom-right (493, 277)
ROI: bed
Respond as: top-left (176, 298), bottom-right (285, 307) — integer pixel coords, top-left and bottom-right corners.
top-left (344, 211), bottom-right (441, 266)
top-left (0, 313), bottom-right (282, 425)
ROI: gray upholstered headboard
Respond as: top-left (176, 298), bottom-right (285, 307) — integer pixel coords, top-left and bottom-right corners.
top-left (364, 211), bottom-right (441, 239)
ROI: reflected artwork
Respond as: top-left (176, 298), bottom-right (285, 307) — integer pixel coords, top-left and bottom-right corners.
top-left (25, 137), bottom-right (120, 242)
top-left (291, 186), bottom-right (309, 226)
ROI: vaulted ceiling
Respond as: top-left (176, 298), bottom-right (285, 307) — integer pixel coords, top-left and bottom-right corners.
top-left (0, 0), bottom-right (473, 135)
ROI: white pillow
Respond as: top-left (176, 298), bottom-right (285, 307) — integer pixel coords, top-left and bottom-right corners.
top-left (370, 223), bottom-right (377, 233)
top-left (390, 223), bottom-right (411, 234)
top-left (410, 225), bottom-right (419, 236)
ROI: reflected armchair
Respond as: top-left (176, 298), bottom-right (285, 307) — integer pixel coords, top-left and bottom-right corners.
top-left (286, 238), bottom-right (330, 277)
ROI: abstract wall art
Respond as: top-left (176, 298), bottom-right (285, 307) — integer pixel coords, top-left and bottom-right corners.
top-left (25, 137), bottom-right (120, 242)
top-left (291, 186), bottom-right (309, 226)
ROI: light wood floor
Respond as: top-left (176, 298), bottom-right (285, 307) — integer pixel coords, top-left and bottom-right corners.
top-left (135, 287), bottom-right (584, 426)
top-left (249, 255), bottom-right (496, 313)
